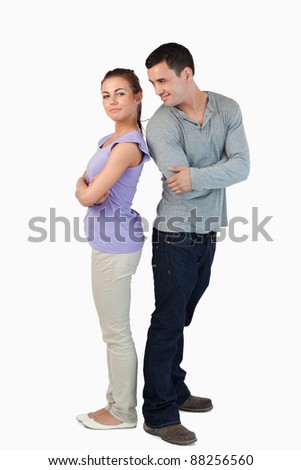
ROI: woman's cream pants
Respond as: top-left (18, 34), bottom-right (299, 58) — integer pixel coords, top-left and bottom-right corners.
top-left (91, 247), bottom-right (142, 424)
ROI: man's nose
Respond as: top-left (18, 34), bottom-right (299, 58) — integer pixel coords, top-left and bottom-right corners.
top-left (154, 84), bottom-right (163, 96)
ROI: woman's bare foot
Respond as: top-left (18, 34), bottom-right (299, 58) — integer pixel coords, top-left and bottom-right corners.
top-left (88, 407), bottom-right (109, 419)
top-left (92, 412), bottom-right (122, 426)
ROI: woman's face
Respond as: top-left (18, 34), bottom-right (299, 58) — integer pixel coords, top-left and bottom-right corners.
top-left (101, 77), bottom-right (141, 123)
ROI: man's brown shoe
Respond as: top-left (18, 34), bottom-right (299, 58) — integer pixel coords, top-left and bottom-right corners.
top-left (143, 423), bottom-right (197, 445)
top-left (179, 395), bottom-right (213, 412)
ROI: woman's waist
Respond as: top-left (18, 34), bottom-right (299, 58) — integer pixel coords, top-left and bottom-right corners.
top-left (85, 203), bottom-right (140, 219)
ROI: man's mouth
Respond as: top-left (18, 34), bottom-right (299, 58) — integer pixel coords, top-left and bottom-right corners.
top-left (160, 94), bottom-right (169, 102)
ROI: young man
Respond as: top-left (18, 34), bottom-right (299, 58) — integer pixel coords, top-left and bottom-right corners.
top-left (142, 43), bottom-right (250, 445)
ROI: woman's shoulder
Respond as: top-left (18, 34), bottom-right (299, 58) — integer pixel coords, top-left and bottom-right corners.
top-left (116, 130), bottom-right (144, 144)
top-left (98, 133), bottom-right (113, 148)
top-left (115, 131), bottom-right (151, 162)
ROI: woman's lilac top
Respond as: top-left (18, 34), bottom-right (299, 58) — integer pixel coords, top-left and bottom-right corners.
top-left (84, 130), bottom-right (150, 254)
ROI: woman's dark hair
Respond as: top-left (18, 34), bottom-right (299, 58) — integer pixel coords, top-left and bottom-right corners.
top-left (145, 42), bottom-right (195, 76)
top-left (101, 68), bottom-right (143, 133)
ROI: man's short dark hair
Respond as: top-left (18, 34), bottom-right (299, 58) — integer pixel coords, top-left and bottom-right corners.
top-left (145, 42), bottom-right (195, 76)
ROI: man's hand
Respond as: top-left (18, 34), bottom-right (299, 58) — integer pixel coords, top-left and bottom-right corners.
top-left (166, 166), bottom-right (192, 194)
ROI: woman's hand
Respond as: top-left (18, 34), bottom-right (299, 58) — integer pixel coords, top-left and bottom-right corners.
top-left (90, 176), bottom-right (110, 205)
top-left (75, 173), bottom-right (89, 206)
top-left (75, 172), bottom-right (110, 207)
top-left (93, 190), bottom-right (110, 205)
top-left (82, 170), bottom-right (88, 183)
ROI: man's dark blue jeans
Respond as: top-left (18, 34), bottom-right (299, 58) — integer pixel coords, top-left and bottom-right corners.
top-left (142, 227), bottom-right (216, 428)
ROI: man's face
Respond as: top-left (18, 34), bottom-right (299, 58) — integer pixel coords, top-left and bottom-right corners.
top-left (147, 61), bottom-right (188, 107)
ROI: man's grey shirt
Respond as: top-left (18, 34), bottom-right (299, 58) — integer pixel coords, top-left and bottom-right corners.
top-left (146, 91), bottom-right (250, 233)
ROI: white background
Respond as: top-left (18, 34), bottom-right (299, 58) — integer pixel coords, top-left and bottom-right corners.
top-left (0, 0), bottom-right (300, 467)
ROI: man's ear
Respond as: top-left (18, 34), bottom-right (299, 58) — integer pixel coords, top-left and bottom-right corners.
top-left (182, 67), bottom-right (193, 81)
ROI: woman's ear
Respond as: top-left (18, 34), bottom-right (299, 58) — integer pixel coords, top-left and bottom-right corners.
top-left (135, 91), bottom-right (143, 104)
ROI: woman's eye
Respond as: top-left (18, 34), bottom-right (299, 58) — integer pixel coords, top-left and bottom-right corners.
top-left (102, 95), bottom-right (109, 99)
top-left (117, 92), bottom-right (125, 96)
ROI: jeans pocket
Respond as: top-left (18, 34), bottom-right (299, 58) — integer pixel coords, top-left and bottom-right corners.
top-left (164, 234), bottom-right (195, 247)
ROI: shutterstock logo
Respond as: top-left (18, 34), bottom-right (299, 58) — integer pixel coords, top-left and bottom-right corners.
top-left (216, 207), bottom-right (273, 242)
top-left (27, 207), bottom-right (273, 243)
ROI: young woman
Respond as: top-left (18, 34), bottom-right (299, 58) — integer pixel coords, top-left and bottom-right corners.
top-left (75, 68), bottom-right (150, 430)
